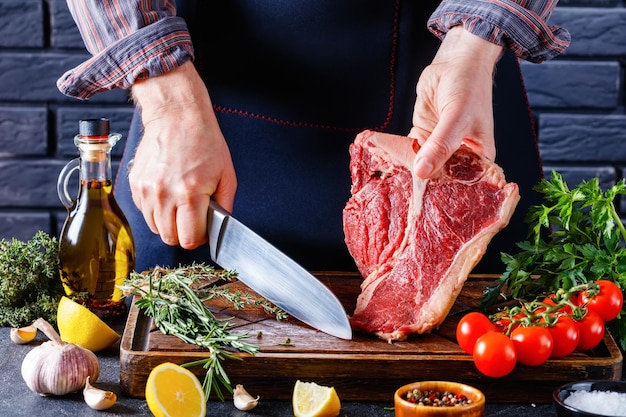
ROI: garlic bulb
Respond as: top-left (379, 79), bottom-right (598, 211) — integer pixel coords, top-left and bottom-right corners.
top-left (83, 376), bottom-right (117, 410)
top-left (233, 384), bottom-right (260, 411)
top-left (21, 318), bottom-right (100, 396)
top-left (10, 324), bottom-right (37, 344)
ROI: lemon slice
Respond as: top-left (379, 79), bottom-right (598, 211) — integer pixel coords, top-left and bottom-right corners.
top-left (145, 362), bottom-right (206, 417)
top-left (292, 380), bottom-right (341, 417)
top-left (56, 296), bottom-right (120, 352)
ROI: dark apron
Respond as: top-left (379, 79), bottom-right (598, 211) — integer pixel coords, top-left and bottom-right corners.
top-left (115, 0), bottom-right (542, 274)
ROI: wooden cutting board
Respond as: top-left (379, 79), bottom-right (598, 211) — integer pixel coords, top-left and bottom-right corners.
top-left (119, 273), bottom-right (623, 403)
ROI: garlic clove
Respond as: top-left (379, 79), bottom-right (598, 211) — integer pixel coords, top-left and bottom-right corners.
top-left (10, 325), bottom-right (37, 344)
top-left (233, 384), bottom-right (260, 411)
top-left (83, 376), bottom-right (117, 410)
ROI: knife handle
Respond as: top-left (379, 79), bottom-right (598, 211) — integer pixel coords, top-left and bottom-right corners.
top-left (207, 200), bottom-right (230, 261)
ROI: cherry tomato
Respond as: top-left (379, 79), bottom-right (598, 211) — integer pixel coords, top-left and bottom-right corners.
top-left (545, 315), bottom-right (580, 359)
top-left (456, 312), bottom-right (496, 354)
top-left (578, 280), bottom-right (623, 322)
top-left (575, 310), bottom-right (605, 351)
top-left (510, 326), bottom-right (553, 366)
top-left (472, 332), bottom-right (517, 378)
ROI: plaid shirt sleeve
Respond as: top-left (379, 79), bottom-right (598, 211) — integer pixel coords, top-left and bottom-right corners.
top-left (57, 0), bottom-right (194, 99)
top-left (428, 0), bottom-right (570, 63)
top-left (58, 1), bottom-right (569, 99)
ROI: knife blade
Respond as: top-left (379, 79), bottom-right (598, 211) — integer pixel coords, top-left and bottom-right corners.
top-left (207, 200), bottom-right (352, 340)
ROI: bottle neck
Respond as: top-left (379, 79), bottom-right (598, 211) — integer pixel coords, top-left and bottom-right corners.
top-left (74, 132), bottom-right (121, 183)
top-left (78, 143), bottom-right (112, 183)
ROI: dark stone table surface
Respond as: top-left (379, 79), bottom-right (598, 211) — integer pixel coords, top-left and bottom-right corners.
top-left (2, 321), bottom-right (621, 417)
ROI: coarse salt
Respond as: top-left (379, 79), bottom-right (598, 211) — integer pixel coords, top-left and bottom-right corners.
top-left (564, 390), bottom-right (626, 416)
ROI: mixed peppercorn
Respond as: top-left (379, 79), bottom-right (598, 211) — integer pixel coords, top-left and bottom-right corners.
top-left (404, 389), bottom-right (471, 407)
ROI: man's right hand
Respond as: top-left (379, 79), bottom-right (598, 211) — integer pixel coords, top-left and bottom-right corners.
top-left (130, 60), bottom-right (237, 249)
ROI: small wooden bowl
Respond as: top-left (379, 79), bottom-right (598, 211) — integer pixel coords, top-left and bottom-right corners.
top-left (394, 381), bottom-right (485, 417)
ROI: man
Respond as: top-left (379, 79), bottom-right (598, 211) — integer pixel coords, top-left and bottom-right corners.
top-left (58, 0), bottom-right (569, 272)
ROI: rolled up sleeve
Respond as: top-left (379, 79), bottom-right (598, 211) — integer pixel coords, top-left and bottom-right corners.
top-left (428, 0), bottom-right (570, 63)
top-left (57, 0), bottom-right (194, 99)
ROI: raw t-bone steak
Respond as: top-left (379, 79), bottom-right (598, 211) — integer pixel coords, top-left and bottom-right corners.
top-left (343, 130), bottom-right (520, 341)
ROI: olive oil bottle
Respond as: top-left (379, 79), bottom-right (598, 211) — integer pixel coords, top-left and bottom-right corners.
top-left (57, 119), bottom-right (135, 317)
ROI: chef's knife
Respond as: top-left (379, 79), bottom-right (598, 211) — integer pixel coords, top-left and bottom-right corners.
top-left (207, 201), bottom-right (352, 340)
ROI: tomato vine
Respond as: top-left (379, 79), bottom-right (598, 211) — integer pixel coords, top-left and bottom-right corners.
top-left (458, 280), bottom-right (622, 378)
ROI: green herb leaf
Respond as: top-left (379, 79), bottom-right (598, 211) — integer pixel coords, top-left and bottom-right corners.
top-left (481, 171), bottom-right (626, 348)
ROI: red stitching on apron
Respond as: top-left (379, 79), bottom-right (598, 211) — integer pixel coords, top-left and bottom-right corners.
top-left (211, 0), bottom-right (401, 133)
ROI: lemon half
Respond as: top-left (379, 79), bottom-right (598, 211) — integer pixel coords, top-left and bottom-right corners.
top-left (293, 380), bottom-right (341, 417)
top-left (145, 362), bottom-right (206, 417)
top-left (56, 296), bottom-right (120, 352)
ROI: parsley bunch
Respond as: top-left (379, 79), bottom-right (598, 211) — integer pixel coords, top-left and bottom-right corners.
top-left (482, 171), bottom-right (626, 348)
top-left (0, 231), bottom-right (64, 327)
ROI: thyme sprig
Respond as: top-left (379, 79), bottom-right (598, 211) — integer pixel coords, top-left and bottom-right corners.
top-left (0, 231), bottom-right (64, 326)
top-left (482, 171), bottom-right (626, 348)
top-left (198, 286), bottom-right (288, 321)
top-left (124, 264), bottom-right (285, 401)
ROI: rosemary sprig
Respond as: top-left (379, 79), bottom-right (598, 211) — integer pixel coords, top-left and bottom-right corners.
top-left (124, 264), bottom-right (284, 401)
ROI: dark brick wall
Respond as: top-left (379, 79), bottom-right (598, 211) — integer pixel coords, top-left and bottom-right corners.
top-left (0, 1), bottom-right (624, 243)
top-left (0, 0), bottom-right (133, 242)
top-left (520, 1), bottom-right (626, 221)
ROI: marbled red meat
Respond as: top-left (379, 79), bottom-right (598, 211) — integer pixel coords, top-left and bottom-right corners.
top-left (343, 130), bottom-right (520, 341)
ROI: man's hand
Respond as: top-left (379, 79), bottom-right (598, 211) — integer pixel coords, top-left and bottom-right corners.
top-left (130, 61), bottom-right (237, 249)
top-left (410, 26), bottom-right (504, 179)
